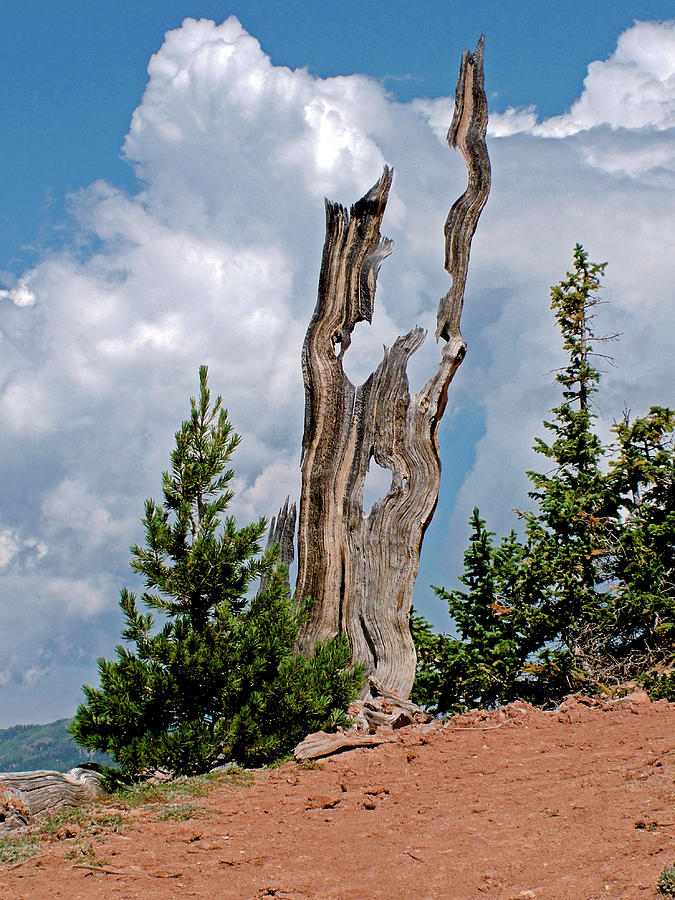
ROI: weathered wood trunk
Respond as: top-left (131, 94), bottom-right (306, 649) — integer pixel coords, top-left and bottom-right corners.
top-left (294, 39), bottom-right (491, 699)
top-left (258, 495), bottom-right (297, 595)
top-left (0, 767), bottom-right (107, 832)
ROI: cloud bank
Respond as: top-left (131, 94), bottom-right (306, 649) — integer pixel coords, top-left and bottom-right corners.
top-left (0, 16), bottom-right (673, 725)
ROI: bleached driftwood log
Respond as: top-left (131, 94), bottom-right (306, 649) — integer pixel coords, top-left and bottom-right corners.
top-left (294, 729), bottom-right (397, 762)
top-left (0, 767), bottom-right (107, 832)
top-left (294, 38), bottom-right (491, 699)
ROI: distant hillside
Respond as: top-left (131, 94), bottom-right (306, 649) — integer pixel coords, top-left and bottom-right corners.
top-left (0, 719), bottom-right (112, 773)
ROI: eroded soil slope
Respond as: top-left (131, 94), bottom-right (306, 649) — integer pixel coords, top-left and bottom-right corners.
top-left (3, 694), bottom-right (675, 899)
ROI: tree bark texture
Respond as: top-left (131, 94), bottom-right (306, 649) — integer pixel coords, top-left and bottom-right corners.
top-left (294, 39), bottom-right (490, 700)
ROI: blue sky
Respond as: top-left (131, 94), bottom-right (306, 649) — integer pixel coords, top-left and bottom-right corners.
top-left (0, 3), bottom-right (673, 726)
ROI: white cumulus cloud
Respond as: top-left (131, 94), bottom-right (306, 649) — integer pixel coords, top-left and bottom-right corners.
top-left (418, 20), bottom-right (675, 150)
top-left (0, 276), bottom-right (36, 307)
top-left (539, 20), bottom-right (675, 135)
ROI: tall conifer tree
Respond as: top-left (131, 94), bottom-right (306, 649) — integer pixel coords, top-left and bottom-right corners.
top-left (413, 246), bottom-right (674, 708)
top-left (520, 244), bottom-right (612, 684)
top-left (72, 368), bottom-right (363, 775)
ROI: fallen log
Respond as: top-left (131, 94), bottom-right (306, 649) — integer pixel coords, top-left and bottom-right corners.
top-left (0, 767), bottom-right (107, 833)
top-left (294, 730), bottom-right (397, 762)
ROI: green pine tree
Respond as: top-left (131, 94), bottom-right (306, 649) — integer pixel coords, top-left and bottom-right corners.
top-left (413, 245), bottom-right (674, 710)
top-left (603, 406), bottom-right (675, 672)
top-left (522, 253), bottom-right (674, 689)
top-left (518, 244), bottom-right (613, 690)
top-left (408, 607), bottom-right (457, 714)
top-left (71, 367), bottom-right (363, 776)
top-left (415, 511), bottom-right (543, 714)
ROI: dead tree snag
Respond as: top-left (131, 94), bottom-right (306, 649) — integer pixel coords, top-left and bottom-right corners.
top-left (293, 38), bottom-right (491, 699)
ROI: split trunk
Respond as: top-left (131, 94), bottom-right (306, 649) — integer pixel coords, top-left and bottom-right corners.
top-left (291, 39), bottom-right (491, 699)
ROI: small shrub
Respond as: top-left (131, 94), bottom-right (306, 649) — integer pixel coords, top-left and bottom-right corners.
top-left (115, 767), bottom-right (253, 808)
top-left (0, 835), bottom-right (41, 865)
top-left (155, 802), bottom-right (207, 822)
top-left (296, 759), bottom-right (323, 771)
top-left (38, 804), bottom-right (124, 837)
top-left (657, 865), bottom-right (675, 896)
top-left (115, 782), bottom-right (168, 807)
top-left (72, 840), bottom-right (108, 868)
top-left (641, 672), bottom-right (675, 702)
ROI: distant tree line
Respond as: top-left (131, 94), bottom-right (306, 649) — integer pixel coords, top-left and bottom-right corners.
top-left (0, 720), bottom-right (110, 772)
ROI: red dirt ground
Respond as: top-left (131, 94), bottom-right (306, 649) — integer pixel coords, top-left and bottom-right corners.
top-left (3, 694), bottom-right (675, 899)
